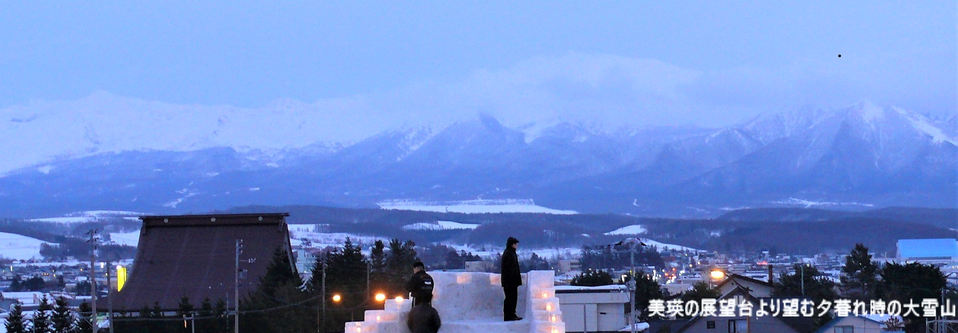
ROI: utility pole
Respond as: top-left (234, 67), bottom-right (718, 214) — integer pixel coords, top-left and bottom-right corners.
top-left (107, 259), bottom-right (113, 333)
top-left (235, 239), bottom-right (243, 333)
top-left (630, 246), bottom-right (636, 333)
top-left (800, 265), bottom-right (805, 297)
top-left (87, 230), bottom-right (98, 330)
top-left (321, 258), bottom-right (326, 333)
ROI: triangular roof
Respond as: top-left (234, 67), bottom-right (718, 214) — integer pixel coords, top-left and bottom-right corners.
top-left (112, 213), bottom-right (294, 311)
top-left (715, 274), bottom-right (773, 299)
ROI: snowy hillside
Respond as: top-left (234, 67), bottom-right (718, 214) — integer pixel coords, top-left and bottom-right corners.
top-left (0, 232), bottom-right (47, 260)
top-left (0, 91), bottom-right (373, 174)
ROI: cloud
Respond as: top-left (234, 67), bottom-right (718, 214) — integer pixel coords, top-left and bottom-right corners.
top-left (363, 53), bottom-right (704, 129)
top-left (347, 52), bottom-right (955, 132)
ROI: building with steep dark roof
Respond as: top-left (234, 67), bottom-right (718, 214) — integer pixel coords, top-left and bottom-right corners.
top-left (112, 213), bottom-right (295, 311)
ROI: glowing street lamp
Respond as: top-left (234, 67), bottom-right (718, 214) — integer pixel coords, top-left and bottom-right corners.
top-left (332, 294), bottom-right (342, 303)
top-left (709, 270), bottom-right (726, 280)
top-left (375, 293), bottom-right (386, 302)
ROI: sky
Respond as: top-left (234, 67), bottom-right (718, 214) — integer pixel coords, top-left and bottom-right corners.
top-left (1, 1), bottom-right (955, 128)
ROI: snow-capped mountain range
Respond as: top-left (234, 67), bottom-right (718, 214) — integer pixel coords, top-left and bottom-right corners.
top-left (0, 93), bottom-right (954, 218)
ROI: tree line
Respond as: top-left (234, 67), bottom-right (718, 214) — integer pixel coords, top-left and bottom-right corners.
top-left (3, 296), bottom-right (95, 333)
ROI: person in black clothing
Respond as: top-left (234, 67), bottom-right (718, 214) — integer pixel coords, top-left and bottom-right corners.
top-left (405, 261), bottom-right (434, 306)
top-left (407, 293), bottom-right (441, 333)
top-left (501, 236), bottom-right (522, 321)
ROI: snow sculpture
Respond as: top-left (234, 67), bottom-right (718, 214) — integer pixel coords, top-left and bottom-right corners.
top-left (344, 270), bottom-right (565, 333)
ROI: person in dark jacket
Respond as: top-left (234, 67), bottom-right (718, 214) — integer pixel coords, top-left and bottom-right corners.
top-left (500, 236), bottom-right (522, 321)
top-left (405, 261), bottom-right (434, 306)
top-left (407, 293), bottom-right (441, 333)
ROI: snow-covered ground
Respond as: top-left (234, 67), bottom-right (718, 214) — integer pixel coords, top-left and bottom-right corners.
top-left (287, 225), bottom-right (383, 250)
top-left (402, 221), bottom-right (480, 231)
top-left (108, 230), bottom-right (142, 247)
top-left (604, 225), bottom-right (647, 235)
top-left (0, 232), bottom-right (48, 260)
top-left (378, 199), bottom-right (578, 215)
top-left (28, 210), bottom-right (145, 223)
top-left (642, 239), bottom-right (701, 252)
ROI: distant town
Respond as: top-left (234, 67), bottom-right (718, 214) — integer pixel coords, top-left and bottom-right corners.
top-left (1, 212), bottom-right (955, 333)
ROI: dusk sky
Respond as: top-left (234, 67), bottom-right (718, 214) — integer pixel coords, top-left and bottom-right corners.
top-left (1, 1), bottom-right (954, 128)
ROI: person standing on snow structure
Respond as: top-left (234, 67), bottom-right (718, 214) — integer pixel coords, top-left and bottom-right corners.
top-left (405, 261), bottom-right (434, 306)
top-left (501, 236), bottom-right (523, 321)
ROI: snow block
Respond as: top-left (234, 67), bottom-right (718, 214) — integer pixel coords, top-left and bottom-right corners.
top-left (345, 271), bottom-right (565, 333)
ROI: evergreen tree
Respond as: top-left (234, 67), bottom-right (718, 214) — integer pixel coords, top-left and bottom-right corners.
top-left (774, 264), bottom-right (836, 328)
top-left (212, 299), bottom-right (228, 333)
top-left (4, 302), bottom-right (28, 333)
top-left (74, 302), bottom-right (93, 333)
top-left (368, 240), bottom-right (389, 302)
top-left (176, 297), bottom-right (194, 333)
top-left (30, 295), bottom-right (52, 333)
top-left (369, 240), bottom-right (387, 276)
top-left (309, 238), bottom-right (369, 332)
top-left (571, 270), bottom-right (614, 286)
top-left (385, 239), bottom-right (418, 294)
top-left (679, 282), bottom-right (720, 303)
top-left (151, 301), bottom-right (169, 333)
top-left (10, 275), bottom-right (22, 292)
top-left (197, 297), bottom-right (214, 333)
top-left (877, 262), bottom-right (946, 333)
top-left (839, 243), bottom-right (878, 300)
top-left (631, 272), bottom-right (665, 321)
top-left (241, 247), bottom-right (311, 333)
top-left (51, 297), bottom-right (74, 333)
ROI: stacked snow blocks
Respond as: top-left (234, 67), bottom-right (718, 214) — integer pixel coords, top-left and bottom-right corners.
top-left (344, 271), bottom-right (565, 333)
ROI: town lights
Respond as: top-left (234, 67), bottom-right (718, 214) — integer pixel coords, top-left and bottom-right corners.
top-left (375, 293), bottom-right (386, 302)
top-left (332, 294), bottom-right (342, 303)
top-left (395, 296), bottom-right (404, 303)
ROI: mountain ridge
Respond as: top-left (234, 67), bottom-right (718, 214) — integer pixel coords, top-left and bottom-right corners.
top-left (1, 94), bottom-right (955, 217)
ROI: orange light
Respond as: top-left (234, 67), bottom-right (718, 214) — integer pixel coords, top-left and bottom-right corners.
top-left (375, 293), bottom-right (386, 302)
top-left (332, 294), bottom-right (342, 302)
top-left (541, 292), bottom-right (549, 299)
top-left (395, 296), bottom-right (404, 303)
top-left (550, 315), bottom-right (557, 322)
top-left (546, 304), bottom-right (553, 311)
top-left (710, 270), bottom-right (725, 280)
top-left (376, 315), bottom-right (381, 322)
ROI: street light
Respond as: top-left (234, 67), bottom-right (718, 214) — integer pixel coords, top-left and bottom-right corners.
top-left (374, 293), bottom-right (386, 303)
top-left (709, 270), bottom-right (725, 280)
top-left (332, 294), bottom-right (342, 303)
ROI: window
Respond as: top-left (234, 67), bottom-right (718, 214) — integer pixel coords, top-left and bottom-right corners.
top-left (728, 319), bottom-right (747, 333)
top-left (834, 326), bottom-right (854, 333)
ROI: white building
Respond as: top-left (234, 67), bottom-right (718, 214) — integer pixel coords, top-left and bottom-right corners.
top-left (554, 285), bottom-right (630, 333)
top-left (896, 238), bottom-right (958, 264)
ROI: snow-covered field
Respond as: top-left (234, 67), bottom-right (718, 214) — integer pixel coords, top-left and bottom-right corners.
top-left (0, 232), bottom-right (47, 260)
top-left (287, 225), bottom-right (383, 250)
top-left (402, 221), bottom-right (480, 231)
top-left (642, 239), bottom-right (701, 252)
top-left (604, 224), bottom-right (647, 235)
top-left (378, 199), bottom-right (578, 215)
top-left (29, 210), bottom-right (145, 224)
top-left (109, 230), bottom-right (142, 247)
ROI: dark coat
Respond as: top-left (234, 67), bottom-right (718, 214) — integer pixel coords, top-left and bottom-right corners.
top-left (500, 246), bottom-right (522, 287)
top-left (407, 303), bottom-right (442, 333)
top-left (405, 270), bottom-right (434, 300)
